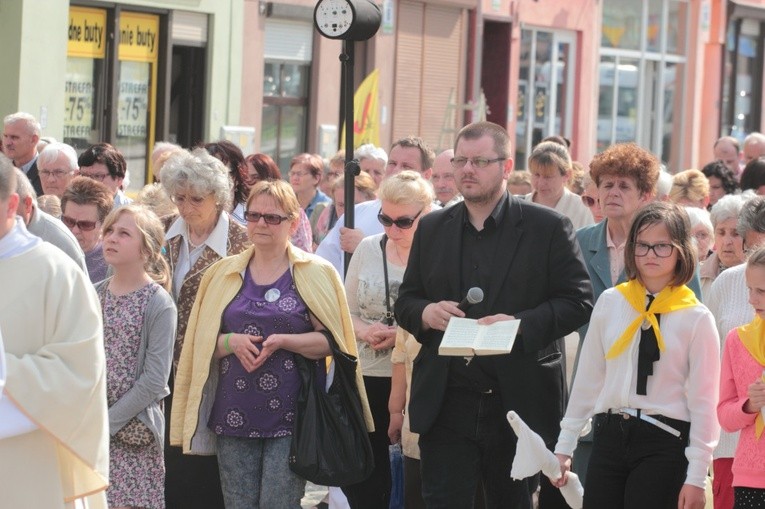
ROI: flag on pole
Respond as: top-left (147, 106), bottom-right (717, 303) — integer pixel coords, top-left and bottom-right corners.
top-left (341, 69), bottom-right (380, 149)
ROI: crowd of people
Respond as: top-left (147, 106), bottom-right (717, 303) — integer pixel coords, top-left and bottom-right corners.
top-left (1, 108), bottom-right (765, 509)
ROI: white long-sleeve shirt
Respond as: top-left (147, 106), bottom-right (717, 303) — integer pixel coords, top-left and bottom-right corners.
top-left (555, 287), bottom-right (721, 488)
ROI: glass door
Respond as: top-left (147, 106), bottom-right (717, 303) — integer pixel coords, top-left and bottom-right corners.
top-left (515, 28), bottom-right (576, 169)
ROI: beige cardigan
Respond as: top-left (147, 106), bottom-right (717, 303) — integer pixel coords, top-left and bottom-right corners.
top-left (170, 243), bottom-right (374, 454)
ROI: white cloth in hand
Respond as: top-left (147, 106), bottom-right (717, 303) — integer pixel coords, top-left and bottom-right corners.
top-left (506, 411), bottom-right (584, 509)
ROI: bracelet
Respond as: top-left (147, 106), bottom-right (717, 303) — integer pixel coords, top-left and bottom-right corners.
top-left (224, 333), bottom-right (233, 353)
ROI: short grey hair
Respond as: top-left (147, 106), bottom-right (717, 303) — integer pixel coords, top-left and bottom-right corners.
top-left (710, 193), bottom-right (746, 227)
top-left (160, 148), bottom-right (233, 212)
top-left (38, 142), bottom-right (79, 171)
top-left (684, 206), bottom-right (712, 235)
top-left (744, 132), bottom-right (765, 147)
top-left (14, 168), bottom-right (37, 202)
top-left (737, 193), bottom-right (765, 237)
top-left (354, 144), bottom-right (388, 164)
top-left (3, 112), bottom-right (41, 136)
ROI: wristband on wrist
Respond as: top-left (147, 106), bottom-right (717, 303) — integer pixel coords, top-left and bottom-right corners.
top-left (224, 333), bottom-right (233, 353)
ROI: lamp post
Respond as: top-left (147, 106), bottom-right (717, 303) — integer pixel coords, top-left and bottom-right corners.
top-left (314, 0), bottom-right (381, 274)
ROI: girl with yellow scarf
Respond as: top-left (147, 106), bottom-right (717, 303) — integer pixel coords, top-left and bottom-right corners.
top-left (718, 246), bottom-right (765, 508)
top-left (552, 202), bottom-right (721, 509)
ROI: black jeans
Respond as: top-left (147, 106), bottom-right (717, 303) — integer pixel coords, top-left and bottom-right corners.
top-left (418, 388), bottom-right (531, 509)
top-left (584, 412), bottom-right (690, 509)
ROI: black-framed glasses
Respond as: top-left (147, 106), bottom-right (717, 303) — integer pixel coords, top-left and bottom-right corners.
top-left (450, 157), bottom-right (505, 169)
top-left (244, 211), bottom-right (291, 225)
top-left (61, 215), bottom-right (99, 231)
top-left (634, 242), bottom-right (675, 258)
top-left (377, 208), bottom-right (423, 229)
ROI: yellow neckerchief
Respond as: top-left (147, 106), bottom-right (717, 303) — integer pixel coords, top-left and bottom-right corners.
top-left (605, 280), bottom-right (698, 360)
top-left (737, 315), bottom-right (765, 439)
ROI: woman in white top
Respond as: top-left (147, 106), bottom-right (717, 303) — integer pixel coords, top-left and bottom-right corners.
top-left (552, 202), bottom-right (721, 509)
top-left (343, 171), bottom-right (434, 508)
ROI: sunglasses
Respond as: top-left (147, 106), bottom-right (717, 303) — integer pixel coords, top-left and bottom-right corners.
top-left (377, 208), bottom-right (423, 229)
top-left (61, 215), bottom-right (99, 231)
top-left (244, 211), bottom-right (290, 225)
top-left (581, 195), bottom-right (597, 207)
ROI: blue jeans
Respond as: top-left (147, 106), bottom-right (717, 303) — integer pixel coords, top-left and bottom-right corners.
top-left (418, 388), bottom-right (531, 509)
top-left (217, 435), bottom-right (306, 509)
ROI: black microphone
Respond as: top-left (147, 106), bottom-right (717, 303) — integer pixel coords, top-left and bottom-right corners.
top-left (457, 287), bottom-right (484, 312)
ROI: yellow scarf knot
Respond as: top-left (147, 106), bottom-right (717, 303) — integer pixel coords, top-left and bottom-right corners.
top-left (605, 280), bottom-right (698, 360)
top-left (737, 316), bottom-right (765, 439)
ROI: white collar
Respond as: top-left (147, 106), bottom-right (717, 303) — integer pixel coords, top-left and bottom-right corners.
top-left (0, 217), bottom-right (42, 259)
top-left (165, 212), bottom-right (230, 259)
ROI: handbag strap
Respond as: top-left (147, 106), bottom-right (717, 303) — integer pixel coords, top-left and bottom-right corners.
top-left (379, 235), bottom-right (394, 326)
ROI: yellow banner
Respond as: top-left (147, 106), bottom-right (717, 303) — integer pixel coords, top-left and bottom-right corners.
top-left (341, 69), bottom-right (380, 149)
top-left (119, 12), bottom-right (159, 63)
top-left (68, 7), bottom-right (107, 58)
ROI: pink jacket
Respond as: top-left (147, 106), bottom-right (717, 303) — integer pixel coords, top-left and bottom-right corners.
top-left (717, 329), bottom-right (765, 489)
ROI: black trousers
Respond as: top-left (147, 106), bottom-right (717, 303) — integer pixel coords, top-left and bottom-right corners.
top-left (584, 412), bottom-right (690, 509)
top-left (342, 375), bottom-right (392, 509)
top-left (734, 487), bottom-right (765, 508)
top-left (418, 388), bottom-right (531, 509)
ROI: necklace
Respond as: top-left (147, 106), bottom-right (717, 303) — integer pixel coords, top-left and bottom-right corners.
top-left (392, 241), bottom-right (408, 265)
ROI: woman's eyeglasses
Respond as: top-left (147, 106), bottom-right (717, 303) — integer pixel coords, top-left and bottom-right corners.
top-left (244, 211), bottom-right (290, 225)
top-left (634, 242), bottom-right (675, 258)
top-left (61, 215), bottom-right (99, 231)
top-left (581, 195), bottom-right (597, 207)
top-left (377, 209), bottom-right (423, 229)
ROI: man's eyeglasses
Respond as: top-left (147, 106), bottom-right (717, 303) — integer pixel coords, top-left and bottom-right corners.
top-left (80, 172), bottom-right (110, 182)
top-left (61, 215), bottom-right (99, 232)
top-left (288, 171), bottom-right (311, 178)
top-left (39, 169), bottom-right (72, 179)
top-left (581, 196), bottom-right (597, 207)
top-left (377, 209), bottom-right (423, 229)
top-left (634, 242), bottom-right (675, 258)
top-left (244, 211), bottom-right (291, 225)
top-left (450, 157), bottom-right (505, 169)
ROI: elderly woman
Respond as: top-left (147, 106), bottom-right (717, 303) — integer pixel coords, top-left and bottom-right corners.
top-left (581, 171), bottom-right (604, 223)
top-left (343, 170), bottom-right (433, 507)
top-left (670, 169), bottom-right (710, 209)
top-left (525, 141), bottom-right (593, 230)
top-left (685, 206), bottom-right (714, 262)
top-left (60, 176), bottom-right (115, 283)
top-left (161, 148), bottom-right (250, 509)
top-left (289, 153), bottom-right (332, 218)
top-left (246, 152), bottom-right (314, 252)
top-left (170, 179), bottom-right (372, 509)
top-left (355, 143), bottom-right (388, 188)
top-left (701, 160), bottom-right (738, 208)
top-left (699, 194), bottom-right (746, 299)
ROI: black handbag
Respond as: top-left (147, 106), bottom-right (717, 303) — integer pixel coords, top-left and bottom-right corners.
top-left (289, 330), bottom-right (374, 486)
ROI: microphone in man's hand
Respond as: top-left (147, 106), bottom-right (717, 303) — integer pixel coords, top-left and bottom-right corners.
top-left (457, 287), bottom-right (484, 312)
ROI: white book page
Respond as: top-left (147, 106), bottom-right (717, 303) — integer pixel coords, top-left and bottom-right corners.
top-left (476, 320), bottom-right (520, 352)
top-left (441, 317), bottom-right (480, 348)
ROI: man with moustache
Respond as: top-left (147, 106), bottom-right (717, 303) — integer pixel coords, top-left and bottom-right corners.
top-left (2, 112), bottom-right (43, 195)
top-left (431, 149), bottom-right (463, 208)
top-left (395, 121), bottom-right (593, 508)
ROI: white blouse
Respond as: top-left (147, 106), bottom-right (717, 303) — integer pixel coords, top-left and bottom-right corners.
top-left (555, 287), bottom-right (721, 488)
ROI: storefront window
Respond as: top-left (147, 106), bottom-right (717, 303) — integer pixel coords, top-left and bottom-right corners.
top-left (601, 0), bottom-right (642, 51)
top-left (598, 0), bottom-right (687, 168)
top-left (262, 61), bottom-right (309, 172)
top-left (721, 19), bottom-right (762, 142)
top-left (65, 6), bottom-right (108, 151)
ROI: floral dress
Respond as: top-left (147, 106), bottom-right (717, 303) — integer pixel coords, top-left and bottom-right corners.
top-left (103, 282), bottom-right (165, 509)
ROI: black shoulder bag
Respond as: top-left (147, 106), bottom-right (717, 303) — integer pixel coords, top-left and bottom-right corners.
top-left (289, 329), bottom-right (374, 486)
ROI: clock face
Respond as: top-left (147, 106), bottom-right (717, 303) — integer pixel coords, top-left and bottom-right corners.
top-left (315, 0), bottom-right (354, 37)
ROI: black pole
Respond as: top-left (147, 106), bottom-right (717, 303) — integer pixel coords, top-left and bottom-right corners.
top-left (342, 39), bottom-right (359, 275)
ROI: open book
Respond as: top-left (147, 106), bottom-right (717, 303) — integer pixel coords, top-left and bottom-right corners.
top-left (438, 317), bottom-right (520, 356)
